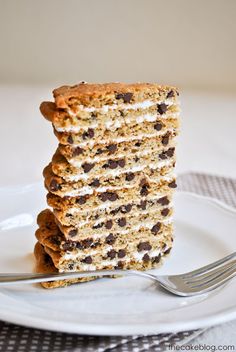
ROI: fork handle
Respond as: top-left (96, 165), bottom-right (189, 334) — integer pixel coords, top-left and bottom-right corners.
top-left (0, 270), bottom-right (157, 285)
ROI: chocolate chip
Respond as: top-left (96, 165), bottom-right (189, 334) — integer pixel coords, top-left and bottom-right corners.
top-left (107, 249), bottom-right (116, 259)
top-left (107, 144), bottom-right (117, 154)
top-left (159, 151), bottom-right (168, 160)
top-left (168, 180), bottom-right (177, 188)
top-left (157, 196), bottom-right (170, 206)
top-left (118, 218), bottom-right (126, 227)
top-left (134, 156), bottom-right (139, 162)
top-left (161, 208), bottom-right (170, 217)
top-left (68, 263), bottom-right (74, 270)
top-left (90, 179), bottom-right (100, 187)
top-left (67, 135), bottom-right (73, 144)
top-left (105, 220), bottom-right (113, 229)
top-left (91, 112), bottom-right (97, 118)
top-left (107, 192), bottom-right (118, 202)
top-left (50, 235), bottom-right (61, 246)
top-left (110, 208), bottom-right (120, 215)
top-left (88, 128), bottom-right (95, 138)
top-left (164, 247), bottom-right (172, 254)
top-left (166, 147), bottom-right (175, 157)
top-left (49, 179), bottom-right (61, 192)
top-left (93, 222), bottom-right (103, 229)
top-left (82, 163), bottom-right (95, 173)
top-left (116, 93), bottom-right (124, 100)
top-left (151, 222), bottom-right (161, 234)
top-left (121, 204), bottom-right (132, 213)
top-left (115, 261), bottom-right (124, 269)
top-left (139, 200), bottom-right (147, 210)
top-left (154, 122), bottom-right (163, 131)
top-left (143, 253), bottom-right (150, 262)
top-left (126, 173), bottom-right (135, 181)
top-left (62, 241), bottom-right (76, 251)
top-left (83, 256), bottom-right (92, 264)
top-left (137, 241), bottom-right (152, 252)
top-left (118, 249), bottom-right (126, 258)
top-left (105, 233), bottom-right (116, 245)
top-left (140, 185), bottom-right (149, 196)
top-left (82, 132), bottom-right (87, 140)
top-left (99, 193), bottom-right (108, 202)
top-left (68, 229), bottom-right (77, 238)
top-left (116, 92), bottom-right (133, 103)
top-left (153, 254), bottom-right (161, 263)
top-left (167, 90), bottom-right (175, 98)
top-left (162, 134), bottom-right (169, 146)
top-left (82, 128), bottom-right (94, 140)
top-left (135, 142), bottom-right (141, 147)
top-left (72, 146), bottom-right (83, 156)
top-left (76, 196), bottom-right (87, 205)
top-left (96, 148), bottom-right (103, 155)
top-left (99, 192), bottom-right (118, 202)
top-left (82, 238), bottom-right (93, 248)
top-left (157, 103), bottom-right (168, 115)
top-left (91, 241), bottom-right (100, 248)
top-left (108, 160), bottom-right (118, 169)
top-left (139, 178), bottom-right (147, 187)
top-left (118, 159), bottom-right (125, 168)
top-left (76, 242), bottom-right (83, 250)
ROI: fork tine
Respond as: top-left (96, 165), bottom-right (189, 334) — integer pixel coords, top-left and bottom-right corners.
top-left (184, 260), bottom-right (236, 284)
top-left (189, 263), bottom-right (236, 290)
top-left (182, 252), bottom-right (236, 278)
top-left (198, 268), bottom-right (236, 293)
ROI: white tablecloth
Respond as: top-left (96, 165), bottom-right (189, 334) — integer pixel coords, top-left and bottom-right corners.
top-left (0, 85), bottom-right (236, 346)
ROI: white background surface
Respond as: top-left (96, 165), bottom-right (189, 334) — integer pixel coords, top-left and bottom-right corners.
top-left (1, 0), bottom-right (236, 92)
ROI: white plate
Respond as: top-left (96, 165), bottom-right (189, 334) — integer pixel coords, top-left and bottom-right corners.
top-left (0, 183), bottom-right (236, 336)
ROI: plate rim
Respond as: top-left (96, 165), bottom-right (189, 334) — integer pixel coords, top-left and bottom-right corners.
top-left (0, 303), bottom-right (235, 336)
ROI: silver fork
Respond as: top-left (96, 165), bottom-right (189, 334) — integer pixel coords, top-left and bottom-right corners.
top-left (0, 252), bottom-right (235, 296)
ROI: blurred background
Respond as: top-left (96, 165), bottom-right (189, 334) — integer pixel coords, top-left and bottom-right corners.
top-left (1, 0), bottom-right (236, 90)
top-left (0, 0), bottom-right (236, 185)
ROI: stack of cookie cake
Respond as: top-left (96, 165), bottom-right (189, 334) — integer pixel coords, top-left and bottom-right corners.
top-left (34, 82), bottom-right (180, 288)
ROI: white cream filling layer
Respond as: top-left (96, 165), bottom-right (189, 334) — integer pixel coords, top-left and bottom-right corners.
top-left (65, 183), bottom-right (174, 214)
top-left (63, 245), bottom-right (113, 261)
top-left (62, 211), bottom-right (173, 232)
top-left (55, 111), bottom-right (178, 133)
top-left (59, 248), bottom-right (168, 272)
top-left (63, 173), bottom-right (175, 197)
top-left (68, 99), bottom-right (174, 115)
top-left (61, 208), bottom-right (173, 231)
top-left (68, 137), bottom-right (175, 168)
top-left (91, 207), bottom-right (173, 228)
top-left (66, 128), bottom-right (177, 148)
top-left (63, 245), bottom-right (163, 261)
top-left (64, 158), bottom-right (174, 183)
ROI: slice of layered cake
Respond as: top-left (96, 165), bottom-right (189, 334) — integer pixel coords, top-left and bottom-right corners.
top-left (35, 83), bottom-right (180, 288)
